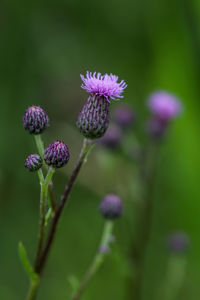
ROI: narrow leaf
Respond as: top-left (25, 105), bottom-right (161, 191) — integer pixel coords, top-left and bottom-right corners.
top-left (18, 242), bottom-right (38, 282)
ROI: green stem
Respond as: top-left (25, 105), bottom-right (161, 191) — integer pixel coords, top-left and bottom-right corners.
top-left (34, 135), bottom-right (56, 212)
top-left (26, 278), bottom-right (40, 300)
top-left (158, 255), bottom-right (186, 300)
top-left (35, 138), bottom-right (93, 274)
top-left (34, 167), bottom-right (55, 269)
top-left (37, 169), bottom-right (44, 183)
top-left (34, 135), bottom-right (44, 157)
top-left (129, 141), bottom-right (160, 300)
top-left (26, 139), bottom-right (93, 300)
top-left (72, 221), bottom-right (113, 300)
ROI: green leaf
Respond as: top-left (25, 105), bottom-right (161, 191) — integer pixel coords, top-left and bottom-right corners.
top-left (84, 143), bottom-right (95, 163)
top-left (45, 207), bottom-right (52, 226)
top-left (18, 242), bottom-right (39, 282)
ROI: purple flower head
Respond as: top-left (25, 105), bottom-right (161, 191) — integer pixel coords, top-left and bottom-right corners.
top-left (99, 194), bottom-right (123, 220)
top-left (44, 141), bottom-right (70, 168)
top-left (23, 106), bottom-right (49, 134)
top-left (80, 72), bottom-right (127, 102)
top-left (167, 231), bottom-right (190, 254)
top-left (113, 104), bottom-right (135, 129)
top-left (148, 91), bottom-right (182, 122)
top-left (25, 154), bottom-right (42, 172)
top-left (99, 124), bottom-right (122, 149)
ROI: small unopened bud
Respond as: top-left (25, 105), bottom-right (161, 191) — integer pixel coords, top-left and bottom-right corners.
top-left (44, 141), bottom-right (70, 168)
top-left (99, 194), bottom-right (123, 220)
top-left (167, 232), bottom-right (190, 254)
top-left (23, 106), bottom-right (49, 134)
top-left (25, 154), bottom-right (42, 172)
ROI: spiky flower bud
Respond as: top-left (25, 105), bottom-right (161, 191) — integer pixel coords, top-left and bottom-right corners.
top-left (25, 154), bottom-right (42, 172)
top-left (99, 194), bottom-right (123, 220)
top-left (77, 72), bottom-right (127, 139)
top-left (23, 106), bottom-right (49, 134)
top-left (77, 94), bottom-right (110, 139)
top-left (44, 141), bottom-right (70, 168)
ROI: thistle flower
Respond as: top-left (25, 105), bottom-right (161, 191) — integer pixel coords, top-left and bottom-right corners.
top-left (99, 124), bottom-right (122, 149)
top-left (77, 72), bottom-right (127, 139)
top-left (167, 232), bottom-right (190, 254)
top-left (148, 91), bottom-right (182, 122)
top-left (99, 194), bottom-right (123, 220)
top-left (80, 72), bottom-right (127, 102)
top-left (44, 141), bottom-right (70, 168)
top-left (23, 106), bottom-right (49, 134)
top-left (113, 104), bottom-right (135, 129)
top-left (25, 154), bottom-right (42, 172)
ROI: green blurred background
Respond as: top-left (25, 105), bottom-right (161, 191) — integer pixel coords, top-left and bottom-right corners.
top-left (0, 0), bottom-right (200, 299)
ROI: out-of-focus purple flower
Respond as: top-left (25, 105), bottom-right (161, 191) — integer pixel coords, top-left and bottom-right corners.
top-left (113, 104), bottom-right (135, 129)
top-left (99, 194), bottom-right (123, 220)
top-left (99, 245), bottom-right (110, 254)
top-left (23, 106), bottom-right (49, 134)
top-left (167, 232), bottom-right (190, 254)
top-left (99, 124), bottom-right (122, 149)
top-left (80, 72), bottom-right (127, 102)
top-left (25, 154), bottom-right (42, 172)
top-left (44, 141), bottom-right (70, 168)
top-left (148, 91), bottom-right (182, 122)
top-left (147, 118), bottom-right (167, 139)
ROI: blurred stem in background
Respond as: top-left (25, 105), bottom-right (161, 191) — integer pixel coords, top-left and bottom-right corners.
top-left (158, 255), bottom-right (187, 300)
top-left (129, 140), bottom-right (161, 299)
top-left (71, 220), bottom-right (114, 300)
top-left (25, 138), bottom-right (93, 300)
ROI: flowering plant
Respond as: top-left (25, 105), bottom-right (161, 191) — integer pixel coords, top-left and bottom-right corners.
top-left (20, 72), bottom-right (126, 300)
top-left (19, 72), bottom-right (186, 300)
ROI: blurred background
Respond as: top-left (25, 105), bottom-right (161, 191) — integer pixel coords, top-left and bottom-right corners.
top-left (0, 0), bottom-right (200, 299)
